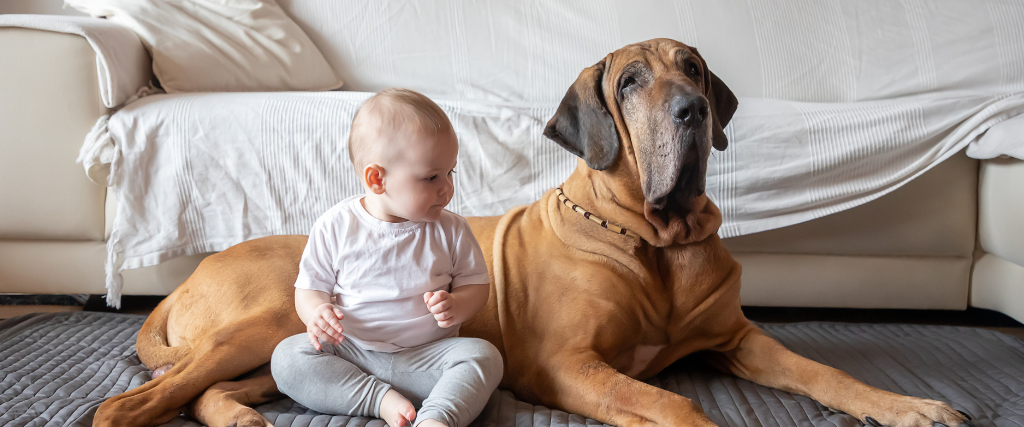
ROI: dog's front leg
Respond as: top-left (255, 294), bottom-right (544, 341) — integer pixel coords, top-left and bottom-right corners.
top-left (541, 352), bottom-right (718, 427)
top-left (707, 328), bottom-right (972, 427)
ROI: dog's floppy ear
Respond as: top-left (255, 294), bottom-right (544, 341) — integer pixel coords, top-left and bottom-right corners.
top-left (705, 68), bottom-right (737, 151)
top-left (544, 59), bottom-right (619, 171)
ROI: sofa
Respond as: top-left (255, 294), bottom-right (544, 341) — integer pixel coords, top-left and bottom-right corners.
top-left (1, 0), bottom-right (1023, 324)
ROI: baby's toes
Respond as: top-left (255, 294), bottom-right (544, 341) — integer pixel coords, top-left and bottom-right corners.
top-left (401, 404), bottom-right (417, 423)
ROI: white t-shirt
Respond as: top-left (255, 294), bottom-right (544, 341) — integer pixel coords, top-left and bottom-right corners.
top-left (295, 194), bottom-right (491, 353)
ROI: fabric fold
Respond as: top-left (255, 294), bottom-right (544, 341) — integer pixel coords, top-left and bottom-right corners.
top-left (77, 85), bottom-right (162, 186)
top-left (967, 115), bottom-right (1024, 160)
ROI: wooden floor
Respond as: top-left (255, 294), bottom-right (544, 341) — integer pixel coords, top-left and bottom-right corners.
top-left (2, 295), bottom-right (1023, 340)
top-left (0, 304), bottom-right (84, 319)
top-left (743, 306), bottom-right (1024, 340)
top-left (0, 295), bottom-right (162, 320)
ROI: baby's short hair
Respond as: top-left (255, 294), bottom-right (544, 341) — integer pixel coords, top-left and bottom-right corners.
top-left (348, 88), bottom-right (453, 170)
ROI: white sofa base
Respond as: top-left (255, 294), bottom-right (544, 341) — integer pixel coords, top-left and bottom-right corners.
top-left (0, 240), bottom-right (208, 296)
top-left (972, 254), bottom-right (1024, 324)
top-left (737, 253), bottom-right (971, 310)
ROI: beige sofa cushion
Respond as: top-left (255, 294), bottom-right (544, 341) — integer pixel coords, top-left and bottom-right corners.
top-left (0, 28), bottom-right (107, 241)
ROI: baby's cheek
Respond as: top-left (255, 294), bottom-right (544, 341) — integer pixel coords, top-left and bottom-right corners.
top-left (404, 191), bottom-right (429, 214)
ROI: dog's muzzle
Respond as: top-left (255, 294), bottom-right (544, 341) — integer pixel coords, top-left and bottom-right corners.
top-left (643, 93), bottom-right (711, 222)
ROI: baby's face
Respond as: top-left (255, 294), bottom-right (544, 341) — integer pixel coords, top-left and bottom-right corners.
top-left (383, 127), bottom-right (459, 222)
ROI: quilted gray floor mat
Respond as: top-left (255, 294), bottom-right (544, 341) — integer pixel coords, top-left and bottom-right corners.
top-left (1, 311), bottom-right (1022, 427)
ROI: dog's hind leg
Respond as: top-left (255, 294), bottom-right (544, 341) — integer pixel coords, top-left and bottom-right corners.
top-left (94, 318), bottom-right (289, 427)
top-left (184, 364), bottom-right (282, 427)
top-left (136, 290), bottom-right (190, 370)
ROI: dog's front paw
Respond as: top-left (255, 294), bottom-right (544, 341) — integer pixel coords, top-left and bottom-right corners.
top-left (859, 395), bottom-right (973, 427)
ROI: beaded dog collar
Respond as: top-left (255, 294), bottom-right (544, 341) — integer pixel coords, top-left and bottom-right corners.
top-left (555, 187), bottom-right (636, 237)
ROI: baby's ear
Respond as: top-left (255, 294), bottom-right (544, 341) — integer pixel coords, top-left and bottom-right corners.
top-left (364, 164), bottom-right (386, 194)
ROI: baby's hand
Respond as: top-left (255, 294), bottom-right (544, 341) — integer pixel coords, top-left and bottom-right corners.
top-left (424, 291), bottom-right (456, 328)
top-left (307, 302), bottom-right (344, 351)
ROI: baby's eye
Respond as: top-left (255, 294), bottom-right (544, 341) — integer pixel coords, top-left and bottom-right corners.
top-left (448, 168), bottom-right (457, 176)
top-left (426, 175), bottom-right (438, 181)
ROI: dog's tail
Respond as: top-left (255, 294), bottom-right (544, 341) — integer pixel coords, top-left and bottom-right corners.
top-left (135, 288), bottom-right (189, 371)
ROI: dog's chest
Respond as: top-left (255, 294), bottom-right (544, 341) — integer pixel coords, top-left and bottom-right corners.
top-left (621, 344), bottom-right (668, 377)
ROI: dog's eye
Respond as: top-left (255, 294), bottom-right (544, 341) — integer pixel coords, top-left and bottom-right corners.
top-left (687, 62), bottom-right (700, 77)
top-left (620, 76), bottom-right (638, 93)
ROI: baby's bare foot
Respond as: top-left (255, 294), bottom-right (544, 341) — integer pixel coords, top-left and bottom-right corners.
top-left (379, 389), bottom-right (416, 427)
top-left (416, 419), bottom-right (448, 427)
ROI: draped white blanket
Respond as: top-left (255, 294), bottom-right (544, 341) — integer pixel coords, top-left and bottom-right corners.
top-left (98, 90), bottom-right (1024, 307)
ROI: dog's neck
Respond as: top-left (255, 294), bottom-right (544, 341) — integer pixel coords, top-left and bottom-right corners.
top-left (555, 187), bottom-right (637, 238)
top-left (559, 168), bottom-right (722, 248)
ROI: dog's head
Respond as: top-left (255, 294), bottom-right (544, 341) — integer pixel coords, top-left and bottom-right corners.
top-left (544, 38), bottom-right (737, 242)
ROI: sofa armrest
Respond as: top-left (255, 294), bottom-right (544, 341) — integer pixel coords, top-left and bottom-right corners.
top-left (978, 158), bottom-right (1024, 266)
top-left (971, 158), bottom-right (1024, 323)
top-left (0, 16), bottom-right (153, 241)
top-left (0, 25), bottom-right (139, 241)
top-left (0, 15), bottom-right (153, 108)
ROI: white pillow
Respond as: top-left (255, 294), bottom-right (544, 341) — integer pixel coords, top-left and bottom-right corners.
top-left (65, 0), bottom-right (343, 93)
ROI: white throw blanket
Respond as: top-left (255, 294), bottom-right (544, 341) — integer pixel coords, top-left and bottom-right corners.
top-left (97, 90), bottom-right (1024, 307)
top-left (713, 92), bottom-right (1024, 237)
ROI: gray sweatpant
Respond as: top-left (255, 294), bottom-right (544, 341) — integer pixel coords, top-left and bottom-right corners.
top-left (271, 333), bottom-right (503, 427)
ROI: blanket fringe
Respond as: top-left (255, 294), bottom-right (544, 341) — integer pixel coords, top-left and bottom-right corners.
top-left (104, 227), bottom-right (124, 309)
top-left (77, 84), bottom-right (161, 186)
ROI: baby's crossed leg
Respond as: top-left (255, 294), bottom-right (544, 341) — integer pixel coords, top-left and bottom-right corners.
top-left (272, 334), bottom-right (503, 427)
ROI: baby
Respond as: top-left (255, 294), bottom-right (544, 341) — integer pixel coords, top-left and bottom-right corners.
top-left (271, 88), bottom-right (503, 427)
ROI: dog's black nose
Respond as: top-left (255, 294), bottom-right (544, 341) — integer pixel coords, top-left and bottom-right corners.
top-left (672, 95), bottom-right (709, 127)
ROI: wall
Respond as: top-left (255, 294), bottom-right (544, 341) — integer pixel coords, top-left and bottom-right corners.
top-left (0, 0), bottom-right (84, 16)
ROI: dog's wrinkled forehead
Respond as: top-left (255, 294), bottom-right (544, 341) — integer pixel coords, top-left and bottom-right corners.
top-left (604, 39), bottom-right (707, 94)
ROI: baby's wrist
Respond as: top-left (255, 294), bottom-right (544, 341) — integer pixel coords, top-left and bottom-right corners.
top-left (449, 304), bottom-right (472, 325)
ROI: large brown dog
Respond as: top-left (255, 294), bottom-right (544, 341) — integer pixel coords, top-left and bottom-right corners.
top-left (95, 39), bottom-right (972, 427)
